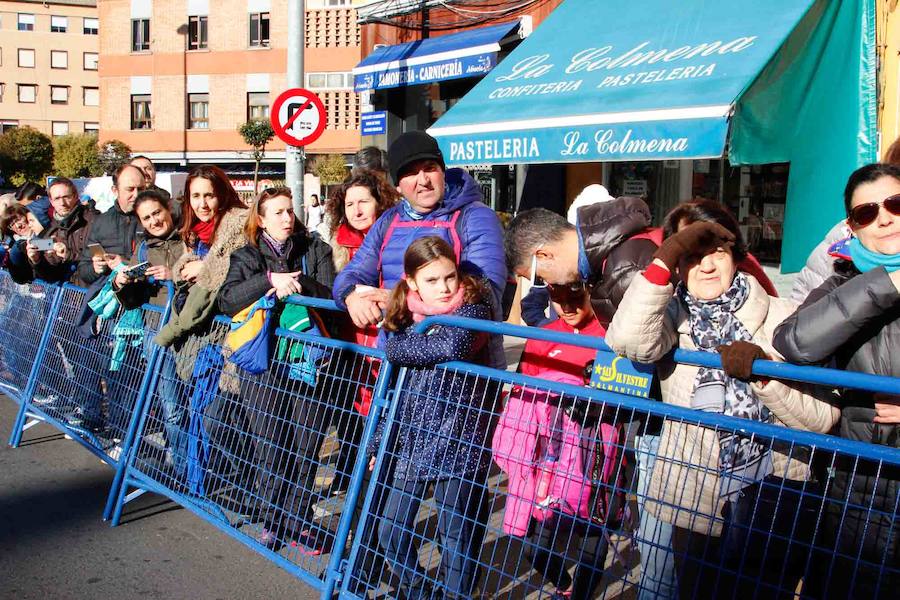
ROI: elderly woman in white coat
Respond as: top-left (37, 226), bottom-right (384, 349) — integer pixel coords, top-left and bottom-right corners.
top-left (606, 206), bottom-right (839, 599)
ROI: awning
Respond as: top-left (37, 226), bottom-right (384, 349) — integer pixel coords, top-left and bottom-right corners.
top-left (353, 21), bottom-right (521, 93)
top-left (428, 0), bottom-right (878, 272)
top-left (429, 0), bottom-right (816, 165)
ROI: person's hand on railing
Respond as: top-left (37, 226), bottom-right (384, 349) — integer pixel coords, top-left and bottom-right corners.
top-left (270, 271), bottom-right (303, 299)
top-left (346, 286), bottom-right (389, 328)
top-left (874, 393), bottom-right (900, 424)
top-left (717, 341), bottom-right (769, 381)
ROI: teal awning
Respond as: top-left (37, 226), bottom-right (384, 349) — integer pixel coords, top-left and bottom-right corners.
top-left (428, 0), bottom-right (877, 272)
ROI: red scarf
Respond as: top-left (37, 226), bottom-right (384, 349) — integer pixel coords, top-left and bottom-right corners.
top-left (406, 287), bottom-right (466, 323)
top-left (335, 223), bottom-right (369, 260)
top-left (192, 219), bottom-right (216, 245)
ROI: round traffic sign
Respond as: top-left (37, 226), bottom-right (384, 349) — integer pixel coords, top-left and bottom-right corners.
top-left (270, 88), bottom-right (327, 147)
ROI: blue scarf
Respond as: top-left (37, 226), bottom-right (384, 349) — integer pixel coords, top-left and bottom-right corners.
top-left (848, 237), bottom-right (900, 273)
top-left (401, 199), bottom-right (440, 221)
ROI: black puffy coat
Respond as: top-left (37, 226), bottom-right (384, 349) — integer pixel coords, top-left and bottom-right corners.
top-left (773, 262), bottom-right (899, 597)
top-left (76, 202), bottom-right (142, 285)
top-left (576, 196), bottom-right (657, 325)
top-left (218, 229), bottom-right (335, 318)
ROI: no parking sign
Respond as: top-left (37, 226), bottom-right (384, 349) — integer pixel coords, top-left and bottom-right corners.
top-left (270, 88), bottom-right (327, 147)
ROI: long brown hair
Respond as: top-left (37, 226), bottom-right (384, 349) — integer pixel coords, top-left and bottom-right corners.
top-left (244, 186), bottom-right (302, 246)
top-left (382, 236), bottom-right (484, 332)
top-left (180, 165), bottom-right (244, 246)
top-left (327, 169), bottom-right (399, 237)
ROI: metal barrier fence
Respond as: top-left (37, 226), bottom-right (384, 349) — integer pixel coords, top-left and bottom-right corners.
top-left (1, 281), bottom-right (898, 600)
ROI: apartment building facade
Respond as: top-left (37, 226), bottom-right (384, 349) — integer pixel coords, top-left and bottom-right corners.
top-left (0, 0), bottom-right (100, 136)
top-left (99, 0), bottom-right (361, 177)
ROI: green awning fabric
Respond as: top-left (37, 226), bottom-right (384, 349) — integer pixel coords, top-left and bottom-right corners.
top-left (730, 0), bottom-right (878, 271)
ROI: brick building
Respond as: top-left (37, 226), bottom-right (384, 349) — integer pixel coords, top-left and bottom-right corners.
top-left (0, 0), bottom-right (100, 137)
top-left (98, 0), bottom-right (361, 181)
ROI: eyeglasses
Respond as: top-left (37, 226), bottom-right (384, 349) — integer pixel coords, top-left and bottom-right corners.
top-left (848, 194), bottom-right (900, 227)
top-left (529, 245), bottom-right (546, 288)
top-left (547, 281), bottom-right (588, 301)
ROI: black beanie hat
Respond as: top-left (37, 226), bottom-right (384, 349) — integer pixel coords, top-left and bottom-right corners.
top-left (387, 131), bottom-right (445, 185)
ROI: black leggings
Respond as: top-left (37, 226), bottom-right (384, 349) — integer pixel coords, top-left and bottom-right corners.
top-left (527, 513), bottom-right (610, 599)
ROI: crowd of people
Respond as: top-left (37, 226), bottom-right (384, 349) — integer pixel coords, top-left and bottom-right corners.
top-left (0, 133), bottom-right (898, 599)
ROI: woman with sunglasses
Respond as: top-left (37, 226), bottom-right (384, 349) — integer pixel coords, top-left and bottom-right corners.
top-left (0, 204), bottom-right (43, 283)
top-left (773, 162), bottom-right (900, 600)
top-left (606, 203), bottom-right (838, 598)
top-left (218, 186), bottom-right (335, 553)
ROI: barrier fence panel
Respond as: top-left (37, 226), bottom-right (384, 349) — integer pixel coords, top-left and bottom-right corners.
top-left (339, 317), bottom-right (900, 600)
top-left (112, 303), bottom-right (390, 595)
top-left (7, 284), bottom-right (167, 473)
top-left (0, 273), bottom-right (59, 404)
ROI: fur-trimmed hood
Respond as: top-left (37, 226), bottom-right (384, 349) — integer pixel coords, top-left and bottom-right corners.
top-left (172, 207), bottom-right (249, 292)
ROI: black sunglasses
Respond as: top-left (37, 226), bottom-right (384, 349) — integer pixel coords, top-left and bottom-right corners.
top-left (849, 194), bottom-right (900, 227)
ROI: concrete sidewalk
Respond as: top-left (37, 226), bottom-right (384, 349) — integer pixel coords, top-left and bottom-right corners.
top-left (0, 398), bottom-right (318, 600)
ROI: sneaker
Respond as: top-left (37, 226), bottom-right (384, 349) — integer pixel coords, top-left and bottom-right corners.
top-left (33, 393), bottom-right (59, 408)
top-left (550, 588), bottom-right (573, 599)
top-left (259, 527), bottom-right (284, 552)
top-left (289, 528), bottom-right (333, 556)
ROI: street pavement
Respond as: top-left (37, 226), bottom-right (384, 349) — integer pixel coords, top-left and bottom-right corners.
top-left (0, 398), bottom-right (319, 600)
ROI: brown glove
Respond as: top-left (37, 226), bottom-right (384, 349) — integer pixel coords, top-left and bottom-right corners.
top-left (717, 341), bottom-right (768, 381)
top-left (653, 221), bottom-right (736, 272)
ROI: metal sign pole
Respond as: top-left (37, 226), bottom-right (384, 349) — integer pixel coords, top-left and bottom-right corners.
top-left (287, 0), bottom-right (305, 222)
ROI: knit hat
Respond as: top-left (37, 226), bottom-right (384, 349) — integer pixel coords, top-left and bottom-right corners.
top-left (387, 131), bottom-right (445, 184)
top-left (567, 184), bottom-right (614, 225)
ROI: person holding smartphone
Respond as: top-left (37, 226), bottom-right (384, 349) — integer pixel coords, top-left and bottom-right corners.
top-left (26, 177), bottom-right (98, 285)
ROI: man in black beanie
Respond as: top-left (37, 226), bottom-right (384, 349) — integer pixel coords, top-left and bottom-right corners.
top-left (332, 130), bottom-right (507, 366)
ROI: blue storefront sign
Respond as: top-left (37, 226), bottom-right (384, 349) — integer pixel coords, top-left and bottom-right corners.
top-left (360, 111), bottom-right (387, 136)
top-left (353, 21), bottom-right (520, 93)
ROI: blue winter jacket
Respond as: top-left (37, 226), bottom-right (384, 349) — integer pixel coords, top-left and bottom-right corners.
top-left (332, 167), bottom-right (507, 366)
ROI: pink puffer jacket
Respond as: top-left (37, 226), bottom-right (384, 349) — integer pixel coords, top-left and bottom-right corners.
top-left (491, 374), bottom-right (620, 537)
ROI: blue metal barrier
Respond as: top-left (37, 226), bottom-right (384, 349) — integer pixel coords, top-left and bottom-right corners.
top-left (111, 295), bottom-right (393, 597)
top-left (1, 289), bottom-right (899, 599)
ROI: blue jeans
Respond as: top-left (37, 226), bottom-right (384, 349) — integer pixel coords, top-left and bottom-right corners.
top-left (378, 475), bottom-right (489, 599)
top-left (156, 349), bottom-right (187, 475)
top-left (635, 434), bottom-right (678, 600)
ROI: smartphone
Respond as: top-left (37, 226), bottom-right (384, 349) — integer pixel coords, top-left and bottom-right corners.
top-left (124, 261), bottom-right (150, 279)
top-left (88, 243), bottom-right (106, 259)
top-left (31, 238), bottom-right (55, 252)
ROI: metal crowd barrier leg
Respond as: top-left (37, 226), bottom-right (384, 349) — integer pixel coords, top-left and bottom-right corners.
top-left (111, 317), bottom-right (390, 595)
top-left (8, 282), bottom-right (64, 447)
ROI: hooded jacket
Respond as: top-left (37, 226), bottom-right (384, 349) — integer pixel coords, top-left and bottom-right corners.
top-left (32, 203), bottom-right (98, 285)
top-left (575, 196), bottom-right (657, 325)
top-left (77, 201), bottom-right (142, 285)
top-left (773, 262), bottom-right (900, 583)
top-left (332, 168), bottom-right (506, 304)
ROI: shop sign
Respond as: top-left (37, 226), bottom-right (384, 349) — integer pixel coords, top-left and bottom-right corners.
top-left (588, 352), bottom-right (655, 398)
top-left (622, 179), bottom-right (648, 196)
top-left (360, 111), bottom-right (387, 136)
top-left (354, 53), bottom-right (496, 92)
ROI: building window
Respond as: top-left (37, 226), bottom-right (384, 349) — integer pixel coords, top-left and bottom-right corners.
top-left (50, 16), bottom-right (68, 33)
top-left (188, 16), bottom-right (208, 50)
top-left (17, 14), bottom-right (34, 32)
top-left (50, 86), bottom-right (69, 105)
top-left (51, 50), bottom-right (68, 69)
top-left (83, 17), bottom-right (99, 35)
top-left (17, 85), bottom-right (36, 103)
top-left (83, 52), bottom-right (99, 71)
top-left (131, 94), bottom-right (152, 129)
top-left (52, 122), bottom-right (69, 137)
top-left (305, 72), bottom-right (351, 90)
top-left (132, 19), bottom-right (150, 52)
top-left (325, 0), bottom-right (351, 6)
top-left (249, 13), bottom-right (270, 48)
top-left (83, 87), bottom-right (99, 107)
top-left (0, 83), bottom-right (3, 102)
top-left (17, 49), bottom-right (35, 68)
top-left (188, 93), bottom-right (209, 129)
top-left (84, 122), bottom-right (99, 135)
top-left (1, 121), bottom-right (18, 133)
top-left (247, 92), bottom-right (269, 121)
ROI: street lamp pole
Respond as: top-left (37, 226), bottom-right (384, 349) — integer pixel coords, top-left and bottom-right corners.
top-left (286, 0), bottom-right (305, 221)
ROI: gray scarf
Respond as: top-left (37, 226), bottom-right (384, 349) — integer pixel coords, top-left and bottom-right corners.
top-left (678, 271), bottom-right (773, 497)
